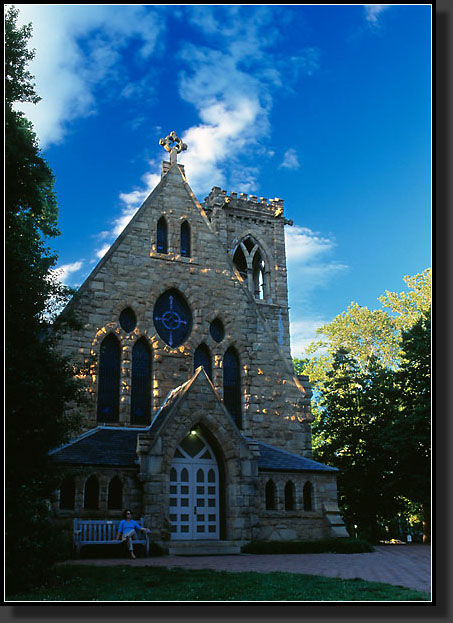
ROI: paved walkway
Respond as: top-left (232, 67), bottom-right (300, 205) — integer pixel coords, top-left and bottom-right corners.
top-left (62, 544), bottom-right (431, 595)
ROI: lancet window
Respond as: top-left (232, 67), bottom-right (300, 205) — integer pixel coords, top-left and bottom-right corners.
top-left (232, 236), bottom-right (269, 300)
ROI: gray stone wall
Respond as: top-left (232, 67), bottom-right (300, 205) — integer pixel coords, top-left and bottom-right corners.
top-left (257, 470), bottom-right (342, 541)
top-left (58, 163), bottom-right (312, 456)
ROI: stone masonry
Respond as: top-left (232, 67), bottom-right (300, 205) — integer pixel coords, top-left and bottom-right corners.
top-left (51, 134), bottom-right (348, 544)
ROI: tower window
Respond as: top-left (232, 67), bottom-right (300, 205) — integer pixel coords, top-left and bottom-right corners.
top-left (157, 216), bottom-right (168, 253)
top-left (180, 221), bottom-right (191, 257)
top-left (232, 236), bottom-right (268, 300)
top-left (232, 246), bottom-right (247, 281)
top-left (223, 347), bottom-right (241, 428)
top-left (131, 337), bottom-right (151, 425)
top-left (97, 333), bottom-right (120, 423)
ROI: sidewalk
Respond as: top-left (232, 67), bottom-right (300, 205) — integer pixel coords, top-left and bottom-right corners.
top-left (62, 544), bottom-right (431, 594)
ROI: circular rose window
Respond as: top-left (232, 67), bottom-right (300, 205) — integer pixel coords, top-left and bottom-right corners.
top-left (153, 289), bottom-right (192, 347)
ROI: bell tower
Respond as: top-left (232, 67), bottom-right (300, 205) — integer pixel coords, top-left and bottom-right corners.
top-left (203, 187), bottom-right (294, 363)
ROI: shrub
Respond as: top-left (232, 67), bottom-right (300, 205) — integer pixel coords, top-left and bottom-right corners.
top-left (241, 538), bottom-right (374, 555)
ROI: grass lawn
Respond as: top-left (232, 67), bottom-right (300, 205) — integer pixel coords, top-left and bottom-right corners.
top-left (7, 565), bottom-right (430, 602)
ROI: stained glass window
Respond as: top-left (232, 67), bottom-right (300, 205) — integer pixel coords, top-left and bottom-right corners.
top-left (180, 221), bottom-right (191, 257)
top-left (194, 343), bottom-right (212, 379)
top-left (153, 289), bottom-right (192, 347)
top-left (157, 216), bottom-right (168, 253)
top-left (131, 337), bottom-right (151, 424)
top-left (97, 333), bottom-right (120, 423)
top-left (223, 346), bottom-right (241, 428)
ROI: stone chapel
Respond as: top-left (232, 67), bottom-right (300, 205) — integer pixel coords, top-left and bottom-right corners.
top-left (51, 132), bottom-right (348, 551)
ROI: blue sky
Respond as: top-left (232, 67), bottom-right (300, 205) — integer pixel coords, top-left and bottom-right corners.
top-left (13, 4), bottom-right (431, 358)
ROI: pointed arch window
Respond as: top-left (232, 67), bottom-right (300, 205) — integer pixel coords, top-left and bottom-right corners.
top-left (252, 250), bottom-right (266, 300)
top-left (232, 246), bottom-right (247, 280)
top-left (303, 481), bottom-right (314, 511)
top-left (194, 343), bottom-right (212, 380)
top-left (284, 480), bottom-right (295, 511)
top-left (97, 333), bottom-right (120, 423)
top-left (107, 476), bottom-right (123, 510)
top-left (180, 221), bottom-right (191, 257)
top-left (265, 479), bottom-right (277, 510)
top-left (232, 236), bottom-right (268, 300)
top-left (59, 476), bottom-right (76, 510)
top-left (131, 337), bottom-right (151, 425)
top-left (157, 216), bottom-right (168, 253)
top-left (223, 347), bottom-right (241, 428)
top-left (84, 475), bottom-right (99, 510)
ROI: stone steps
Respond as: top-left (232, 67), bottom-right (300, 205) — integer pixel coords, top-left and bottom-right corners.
top-left (166, 540), bottom-right (242, 556)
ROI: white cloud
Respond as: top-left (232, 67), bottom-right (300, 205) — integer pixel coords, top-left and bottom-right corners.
top-left (279, 148), bottom-right (301, 170)
top-left (285, 226), bottom-right (334, 263)
top-left (284, 226), bottom-right (348, 355)
top-left (94, 168), bottom-right (161, 259)
top-left (364, 5), bottom-right (390, 26)
top-left (52, 261), bottom-right (84, 285)
top-left (13, 5), bottom-right (164, 147)
top-left (290, 317), bottom-right (328, 359)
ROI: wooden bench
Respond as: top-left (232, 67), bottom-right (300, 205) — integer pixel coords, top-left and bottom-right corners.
top-left (73, 518), bottom-right (150, 556)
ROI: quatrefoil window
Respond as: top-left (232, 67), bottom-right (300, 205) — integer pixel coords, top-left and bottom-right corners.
top-left (153, 289), bottom-right (192, 348)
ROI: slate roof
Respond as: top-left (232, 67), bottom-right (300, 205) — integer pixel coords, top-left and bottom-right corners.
top-left (49, 427), bottom-right (141, 467)
top-left (255, 441), bottom-right (338, 473)
top-left (50, 427), bottom-right (337, 472)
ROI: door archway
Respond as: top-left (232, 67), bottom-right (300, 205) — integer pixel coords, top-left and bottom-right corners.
top-left (169, 432), bottom-right (220, 540)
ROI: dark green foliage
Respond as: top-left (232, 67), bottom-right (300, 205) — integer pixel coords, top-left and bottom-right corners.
top-left (312, 350), bottom-right (401, 542)
top-left (5, 6), bottom-right (83, 594)
top-left (6, 565), bottom-right (430, 602)
top-left (241, 538), bottom-right (374, 555)
top-left (295, 274), bottom-right (431, 543)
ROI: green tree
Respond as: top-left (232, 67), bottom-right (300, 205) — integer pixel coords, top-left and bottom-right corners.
top-left (296, 269), bottom-right (431, 388)
top-left (313, 350), bottom-right (399, 542)
top-left (294, 270), bottom-right (431, 540)
top-left (5, 6), bottom-right (83, 593)
top-left (389, 311), bottom-right (431, 541)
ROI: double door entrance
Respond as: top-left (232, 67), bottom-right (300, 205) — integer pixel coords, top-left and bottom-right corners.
top-left (169, 432), bottom-right (220, 540)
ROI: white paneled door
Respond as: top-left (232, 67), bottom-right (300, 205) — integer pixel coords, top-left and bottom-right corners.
top-left (169, 432), bottom-right (220, 540)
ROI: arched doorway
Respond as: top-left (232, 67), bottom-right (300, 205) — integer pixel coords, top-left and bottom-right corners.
top-left (169, 432), bottom-right (219, 540)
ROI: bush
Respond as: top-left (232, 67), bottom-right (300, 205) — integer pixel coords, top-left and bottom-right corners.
top-left (241, 537), bottom-right (374, 555)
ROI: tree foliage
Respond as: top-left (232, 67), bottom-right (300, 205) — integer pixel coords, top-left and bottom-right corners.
top-left (294, 270), bottom-right (431, 542)
top-left (5, 6), bottom-right (83, 593)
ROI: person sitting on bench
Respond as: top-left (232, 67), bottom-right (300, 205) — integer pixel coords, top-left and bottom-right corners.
top-left (116, 509), bottom-right (150, 559)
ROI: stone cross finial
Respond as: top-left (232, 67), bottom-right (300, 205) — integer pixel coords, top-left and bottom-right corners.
top-left (159, 131), bottom-right (187, 165)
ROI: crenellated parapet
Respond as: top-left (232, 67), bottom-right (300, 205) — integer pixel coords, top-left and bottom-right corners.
top-left (203, 187), bottom-right (292, 224)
